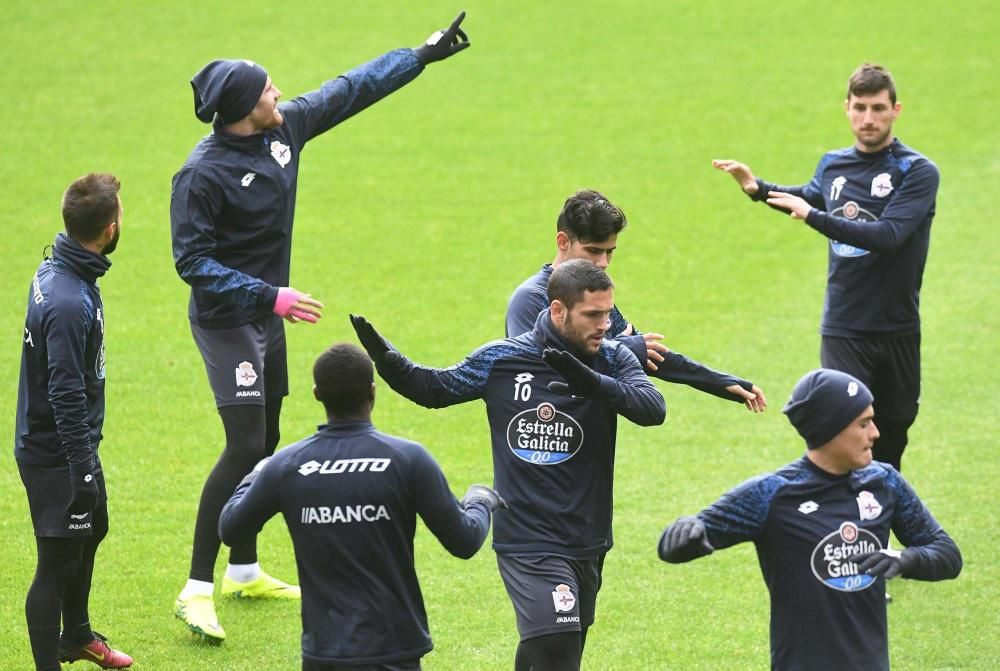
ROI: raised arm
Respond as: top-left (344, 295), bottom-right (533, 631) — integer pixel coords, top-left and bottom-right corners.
top-left (283, 12), bottom-right (471, 144)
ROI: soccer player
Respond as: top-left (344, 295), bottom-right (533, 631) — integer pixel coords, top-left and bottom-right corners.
top-left (219, 343), bottom-right (504, 670)
top-left (15, 174), bottom-right (132, 670)
top-left (169, 13), bottom-right (473, 640)
top-left (658, 368), bottom-right (962, 671)
top-left (507, 189), bottom-right (766, 412)
top-left (713, 63), bottom-right (938, 470)
top-left (352, 259), bottom-right (666, 671)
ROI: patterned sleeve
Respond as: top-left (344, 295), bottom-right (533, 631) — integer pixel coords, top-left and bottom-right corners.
top-left (699, 473), bottom-right (785, 550)
top-left (281, 49), bottom-right (424, 147)
top-left (378, 341), bottom-right (527, 409)
top-left (886, 469), bottom-right (962, 581)
top-left (170, 166), bottom-right (277, 317)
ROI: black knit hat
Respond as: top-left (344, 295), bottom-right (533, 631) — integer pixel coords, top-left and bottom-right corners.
top-left (782, 369), bottom-right (874, 449)
top-left (191, 59), bottom-right (268, 124)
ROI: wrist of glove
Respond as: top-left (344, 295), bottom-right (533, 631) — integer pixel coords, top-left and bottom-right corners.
top-left (415, 11), bottom-right (470, 64)
top-left (658, 515), bottom-right (714, 563)
top-left (543, 348), bottom-right (601, 397)
top-left (67, 465), bottom-right (99, 516)
top-left (857, 547), bottom-right (917, 579)
top-left (461, 484), bottom-right (508, 513)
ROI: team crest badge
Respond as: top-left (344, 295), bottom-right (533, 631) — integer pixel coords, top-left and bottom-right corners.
top-left (552, 584), bottom-right (576, 613)
top-left (857, 491), bottom-right (883, 520)
top-left (871, 172), bottom-right (893, 198)
top-left (270, 140), bottom-right (291, 168)
top-left (235, 361), bottom-right (258, 387)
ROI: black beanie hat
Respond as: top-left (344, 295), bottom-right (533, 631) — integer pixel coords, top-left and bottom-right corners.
top-left (191, 59), bottom-right (269, 124)
top-left (782, 369), bottom-right (874, 449)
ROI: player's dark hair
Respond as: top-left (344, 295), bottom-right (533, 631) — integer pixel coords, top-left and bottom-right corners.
top-left (313, 343), bottom-right (375, 417)
top-left (556, 189), bottom-right (627, 243)
top-left (847, 63), bottom-right (896, 104)
top-left (547, 258), bottom-right (614, 309)
top-left (61, 173), bottom-right (121, 243)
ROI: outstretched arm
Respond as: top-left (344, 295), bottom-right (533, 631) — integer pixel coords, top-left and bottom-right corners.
top-left (350, 314), bottom-right (496, 408)
top-left (713, 158), bottom-right (825, 211)
top-left (654, 349), bottom-right (766, 411)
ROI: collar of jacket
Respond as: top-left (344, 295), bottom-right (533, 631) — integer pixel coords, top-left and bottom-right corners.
top-left (317, 419), bottom-right (376, 435)
top-left (531, 308), bottom-right (597, 364)
top-left (52, 232), bottom-right (111, 282)
top-left (212, 119), bottom-right (270, 154)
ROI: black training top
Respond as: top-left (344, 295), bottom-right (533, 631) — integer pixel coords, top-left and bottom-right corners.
top-left (377, 309), bottom-right (666, 557)
top-left (753, 139), bottom-right (938, 336)
top-left (171, 49), bottom-right (424, 328)
top-left (16, 234), bottom-right (111, 471)
top-left (697, 456), bottom-right (961, 671)
top-left (219, 419), bottom-right (491, 666)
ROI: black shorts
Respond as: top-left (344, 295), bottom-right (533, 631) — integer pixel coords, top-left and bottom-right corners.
top-left (497, 552), bottom-right (605, 641)
top-left (821, 333), bottom-right (920, 421)
top-left (18, 462), bottom-right (108, 538)
top-left (191, 316), bottom-right (288, 408)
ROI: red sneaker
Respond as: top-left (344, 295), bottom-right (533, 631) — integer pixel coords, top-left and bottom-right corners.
top-left (59, 632), bottom-right (133, 668)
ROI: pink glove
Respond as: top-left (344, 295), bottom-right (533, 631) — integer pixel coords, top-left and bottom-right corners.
top-left (273, 287), bottom-right (322, 323)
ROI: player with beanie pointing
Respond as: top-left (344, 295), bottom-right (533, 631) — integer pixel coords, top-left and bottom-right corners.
top-left (170, 11), bottom-right (474, 642)
top-left (657, 368), bottom-right (961, 671)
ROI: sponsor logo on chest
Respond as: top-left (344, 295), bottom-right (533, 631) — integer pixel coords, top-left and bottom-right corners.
top-left (270, 140), bottom-right (291, 168)
top-left (506, 402), bottom-right (585, 465)
top-left (809, 521), bottom-right (881, 592)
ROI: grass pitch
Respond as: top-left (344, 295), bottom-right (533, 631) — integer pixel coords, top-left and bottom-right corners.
top-left (1, 1), bottom-right (997, 669)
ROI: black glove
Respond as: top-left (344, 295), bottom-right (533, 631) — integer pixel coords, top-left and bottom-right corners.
top-left (67, 466), bottom-right (99, 516)
top-left (350, 313), bottom-right (392, 360)
top-left (658, 516), bottom-right (714, 563)
top-left (543, 348), bottom-right (601, 397)
top-left (415, 11), bottom-right (470, 64)
top-left (856, 548), bottom-right (917, 579)
top-left (461, 484), bottom-right (508, 513)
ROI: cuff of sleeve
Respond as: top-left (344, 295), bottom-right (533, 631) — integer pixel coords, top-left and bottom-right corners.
top-left (804, 207), bottom-right (825, 229)
top-left (594, 373), bottom-right (619, 400)
top-left (618, 334), bottom-right (648, 366)
top-left (749, 178), bottom-right (769, 202)
top-left (259, 285), bottom-right (280, 312)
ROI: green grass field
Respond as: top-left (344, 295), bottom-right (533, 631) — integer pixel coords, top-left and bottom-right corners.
top-left (2, 1), bottom-right (998, 669)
